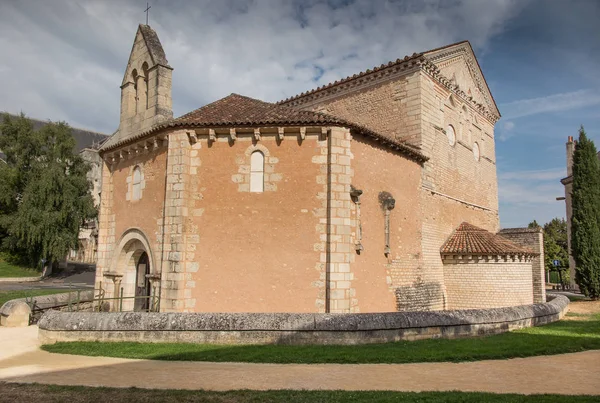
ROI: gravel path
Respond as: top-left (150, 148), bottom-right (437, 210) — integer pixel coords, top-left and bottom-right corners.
top-left (0, 326), bottom-right (598, 395)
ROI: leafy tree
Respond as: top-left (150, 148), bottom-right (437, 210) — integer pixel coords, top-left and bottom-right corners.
top-left (528, 220), bottom-right (541, 229)
top-left (543, 218), bottom-right (570, 287)
top-left (571, 126), bottom-right (600, 299)
top-left (0, 113), bottom-right (96, 269)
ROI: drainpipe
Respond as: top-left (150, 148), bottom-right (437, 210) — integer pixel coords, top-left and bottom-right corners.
top-left (325, 127), bottom-right (332, 313)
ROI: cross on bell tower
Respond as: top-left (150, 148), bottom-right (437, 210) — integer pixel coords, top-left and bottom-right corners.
top-left (144, 2), bottom-right (151, 25)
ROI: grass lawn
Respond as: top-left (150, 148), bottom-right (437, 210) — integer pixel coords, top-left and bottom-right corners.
top-left (0, 383), bottom-right (597, 403)
top-left (43, 309), bottom-right (600, 364)
top-left (0, 257), bottom-right (39, 278)
top-left (0, 289), bottom-right (68, 307)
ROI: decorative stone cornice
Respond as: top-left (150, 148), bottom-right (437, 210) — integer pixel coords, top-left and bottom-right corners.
top-left (419, 58), bottom-right (499, 124)
top-left (279, 43), bottom-right (500, 125)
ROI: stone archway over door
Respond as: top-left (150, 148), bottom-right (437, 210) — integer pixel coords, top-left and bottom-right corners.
top-left (134, 252), bottom-right (150, 311)
top-left (106, 228), bottom-right (158, 312)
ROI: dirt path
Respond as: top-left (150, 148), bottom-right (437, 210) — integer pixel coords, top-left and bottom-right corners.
top-left (568, 300), bottom-right (600, 315)
top-left (0, 326), bottom-right (598, 395)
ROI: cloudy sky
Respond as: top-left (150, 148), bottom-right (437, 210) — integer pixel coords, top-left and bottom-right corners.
top-left (0, 0), bottom-right (598, 228)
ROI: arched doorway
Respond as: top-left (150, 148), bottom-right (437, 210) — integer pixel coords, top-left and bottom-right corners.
top-left (134, 252), bottom-right (151, 311)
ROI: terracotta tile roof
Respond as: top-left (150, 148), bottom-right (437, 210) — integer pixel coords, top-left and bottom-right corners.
top-left (277, 53), bottom-right (424, 105)
top-left (101, 94), bottom-right (427, 162)
top-left (175, 93), bottom-right (346, 127)
top-left (441, 222), bottom-right (536, 255)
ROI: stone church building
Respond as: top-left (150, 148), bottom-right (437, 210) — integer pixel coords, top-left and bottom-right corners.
top-left (96, 25), bottom-right (544, 313)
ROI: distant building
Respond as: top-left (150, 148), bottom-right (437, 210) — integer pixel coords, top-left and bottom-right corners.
top-left (561, 136), bottom-right (600, 289)
top-left (0, 113), bottom-right (108, 264)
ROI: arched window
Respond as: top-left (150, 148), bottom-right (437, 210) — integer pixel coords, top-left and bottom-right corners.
top-left (250, 151), bottom-right (264, 193)
top-left (131, 69), bottom-right (138, 114)
top-left (132, 166), bottom-right (142, 200)
top-left (473, 142), bottom-right (480, 162)
top-left (142, 62), bottom-right (149, 110)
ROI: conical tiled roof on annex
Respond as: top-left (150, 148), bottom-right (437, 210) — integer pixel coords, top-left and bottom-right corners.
top-left (441, 222), bottom-right (536, 255)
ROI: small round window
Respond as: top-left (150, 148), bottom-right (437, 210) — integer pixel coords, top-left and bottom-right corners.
top-left (446, 125), bottom-right (456, 146)
top-left (473, 142), bottom-right (480, 161)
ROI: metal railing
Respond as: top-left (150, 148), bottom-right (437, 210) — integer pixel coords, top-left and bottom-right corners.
top-left (23, 283), bottom-right (160, 323)
top-left (93, 282), bottom-right (160, 313)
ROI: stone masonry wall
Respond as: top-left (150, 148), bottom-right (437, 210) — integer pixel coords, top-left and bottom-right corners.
top-left (95, 144), bottom-right (168, 303)
top-left (418, 71), bottom-right (500, 309)
top-left (499, 228), bottom-right (546, 304)
top-left (299, 68), bottom-right (423, 147)
top-left (350, 136), bottom-right (423, 312)
top-left (161, 130), bottom-right (194, 312)
top-left (119, 29), bottom-right (172, 140)
top-left (443, 256), bottom-right (534, 309)
top-left (95, 159), bottom-right (116, 291)
top-left (290, 67), bottom-right (500, 311)
top-left (38, 295), bottom-right (569, 345)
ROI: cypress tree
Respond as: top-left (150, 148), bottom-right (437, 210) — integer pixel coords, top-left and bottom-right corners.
top-left (571, 126), bottom-right (600, 299)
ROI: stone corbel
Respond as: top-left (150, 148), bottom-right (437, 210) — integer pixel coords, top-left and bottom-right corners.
top-left (254, 128), bottom-right (261, 141)
top-left (277, 127), bottom-right (285, 141)
top-left (208, 129), bottom-right (217, 143)
top-left (320, 127), bottom-right (328, 140)
top-left (299, 127), bottom-right (306, 140)
top-left (229, 128), bottom-right (237, 142)
top-left (187, 130), bottom-right (198, 144)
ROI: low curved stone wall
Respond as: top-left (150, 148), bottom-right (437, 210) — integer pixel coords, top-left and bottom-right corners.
top-left (1, 290), bottom-right (95, 327)
top-left (0, 276), bottom-right (42, 283)
top-left (38, 295), bottom-right (569, 345)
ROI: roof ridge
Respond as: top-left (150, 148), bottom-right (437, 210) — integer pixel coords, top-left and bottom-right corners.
top-left (278, 52), bottom-right (424, 105)
top-left (277, 41), bottom-right (471, 106)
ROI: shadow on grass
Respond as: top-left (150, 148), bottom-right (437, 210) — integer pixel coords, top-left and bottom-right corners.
top-left (43, 316), bottom-right (600, 364)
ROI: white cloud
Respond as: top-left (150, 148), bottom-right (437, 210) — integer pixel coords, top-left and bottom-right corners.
top-left (498, 167), bottom-right (565, 181)
top-left (500, 89), bottom-right (600, 120)
top-left (0, 0), bottom-right (525, 134)
top-left (498, 167), bottom-right (567, 227)
top-left (497, 120), bottom-right (516, 141)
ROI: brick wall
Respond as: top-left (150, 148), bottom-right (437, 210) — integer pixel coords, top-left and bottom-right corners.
top-left (443, 256), bottom-right (534, 309)
top-left (499, 228), bottom-right (545, 303)
top-left (299, 68), bottom-right (422, 147)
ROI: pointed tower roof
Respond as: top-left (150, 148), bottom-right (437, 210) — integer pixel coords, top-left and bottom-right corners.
top-left (138, 24), bottom-right (170, 67)
top-left (121, 24), bottom-right (171, 85)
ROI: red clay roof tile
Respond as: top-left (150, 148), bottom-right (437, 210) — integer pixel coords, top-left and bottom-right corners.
top-left (441, 222), bottom-right (536, 255)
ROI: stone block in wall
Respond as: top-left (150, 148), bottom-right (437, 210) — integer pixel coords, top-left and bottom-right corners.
top-left (395, 278), bottom-right (443, 311)
top-left (499, 228), bottom-right (545, 304)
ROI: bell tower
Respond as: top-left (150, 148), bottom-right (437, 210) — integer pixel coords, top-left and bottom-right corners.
top-left (119, 24), bottom-right (173, 140)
